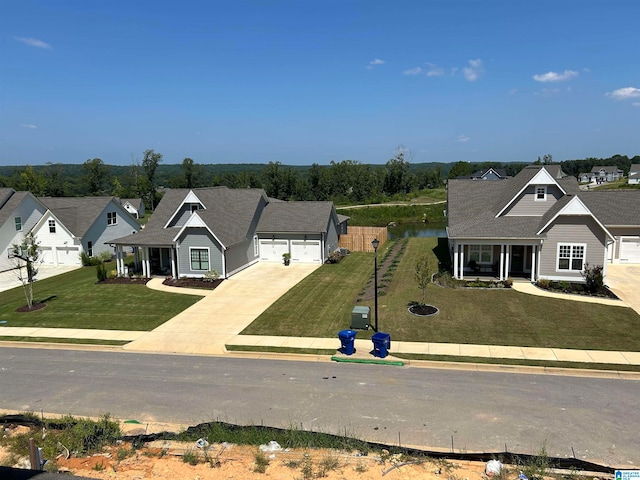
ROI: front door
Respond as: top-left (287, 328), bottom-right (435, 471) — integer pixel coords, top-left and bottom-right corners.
top-left (511, 246), bottom-right (524, 273)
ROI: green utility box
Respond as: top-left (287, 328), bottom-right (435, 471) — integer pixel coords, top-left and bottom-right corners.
top-left (351, 306), bottom-right (371, 329)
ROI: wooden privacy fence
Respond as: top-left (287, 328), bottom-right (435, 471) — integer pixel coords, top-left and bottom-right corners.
top-left (338, 226), bottom-right (388, 253)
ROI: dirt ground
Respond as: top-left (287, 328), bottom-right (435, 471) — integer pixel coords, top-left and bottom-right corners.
top-left (1, 424), bottom-right (490, 480)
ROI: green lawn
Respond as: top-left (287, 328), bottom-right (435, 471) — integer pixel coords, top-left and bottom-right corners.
top-left (0, 266), bottom-right (202, 330)
top-left (242, 237), bottom-right (640, 351)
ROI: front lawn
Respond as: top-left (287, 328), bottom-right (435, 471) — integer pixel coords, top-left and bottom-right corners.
top-left (0, 266), bottom-right (202, 331)
top-left (242, 237), bottom-right (640, 351)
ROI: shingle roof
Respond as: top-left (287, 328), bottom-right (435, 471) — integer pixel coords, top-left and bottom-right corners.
top-left (38, 196), bottom-right (122, 238)
top-left (580, 191), bottom-right (640, 226)
top-left (257, 201), bottom-right (336, 233)
top-left (447, 165), bottom-right (581, 239)
top-left (590, 165), bottom-right (623, 173)
top-left (120, 198), bottom-right (143, 210)
top-left (0, 188), bottom-right (15, 211)
top-left (0, 190), bottom-right (27, 225)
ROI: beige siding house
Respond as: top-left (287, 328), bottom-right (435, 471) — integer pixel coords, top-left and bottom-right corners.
top-left (447, 165), bottom-right (640, 283)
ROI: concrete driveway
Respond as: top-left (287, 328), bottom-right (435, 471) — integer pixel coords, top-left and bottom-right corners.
top-left (123, 262), bottom-right (322, 355)
top-left (0, 265), bottom-right (81, 293)
top-left (606, 264), bottom-right (640, 315)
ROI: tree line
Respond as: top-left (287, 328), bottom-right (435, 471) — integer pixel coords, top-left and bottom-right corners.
top-left (1, 151), bottom-right (637, 210)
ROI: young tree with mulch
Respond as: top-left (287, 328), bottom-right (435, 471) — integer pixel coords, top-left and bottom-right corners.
top-left (9, 232), bottom-right (42, 309)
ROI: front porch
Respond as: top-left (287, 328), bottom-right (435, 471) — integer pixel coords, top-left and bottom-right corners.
top-left (451, 241), bottom-right (542, 282)
top-left (114, 245), bottom-right (177, 278)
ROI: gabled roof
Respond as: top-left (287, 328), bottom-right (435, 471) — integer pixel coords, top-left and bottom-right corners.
top-left (447, 165), bottom-right (583, 239)
top-left (256, 201), bottom-right (337, 234)
top-left (38, 196), bottom-right (134, 238)
top-left (0, 190), bottom-right (44, 226)
top-left (537, 196), bottom-right (614, 240)
top-left (120, 198), bottom-right (143, 210)
top-left (467, 168), bottom-right (508, 180)
top-left (580, 191), bottom-right (640, 226)
top-left (495, 166), bottom-right (567, 217)
top-left (590, 165), bottom-right (623, 173)
top-left (629, 164), bottom-right (640, 173)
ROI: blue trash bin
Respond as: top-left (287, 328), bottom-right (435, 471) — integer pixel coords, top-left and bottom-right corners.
top-left (338, 329), bottom-right (357, 355)
top-left (371, 332), bottom-right (391, 358)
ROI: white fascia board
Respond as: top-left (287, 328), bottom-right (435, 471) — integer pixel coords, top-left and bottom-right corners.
top-left (30, 209), bottom-right (77, 239)
top-left (164, 190), bottom-right (205, 228)
top-left (172, 211), bottom-right (226, 249)
top-left (496, 168), bottom-right (566, 218)
top-left (536, 196), bottom-right (615, 240)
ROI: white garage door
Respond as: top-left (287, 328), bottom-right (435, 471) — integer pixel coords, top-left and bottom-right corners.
top-left (620, 237), bottom-right (640, 263)
top-left (291, 240), bottom-right (322, 263)
top-left (259, 239), bottom-right (289, 262)
top-left (40, 247), bottom-right (54, 265)
top-left (57, 246), bottom-right (80, 265)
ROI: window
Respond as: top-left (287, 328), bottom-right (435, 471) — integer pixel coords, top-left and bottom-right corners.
top-left (535, 186), bottom-right (547, 201)
top-left (190, 248), bottom-right (209, 271)
top-left (15, 217), bottom-right (22, 231)
top-left (87, 241), bottom-right (93, 257)
top-left (469, 245), bottom-right (492, 264)
top-left (191, 204), bottom-right (199, 213)
top-left (558, 244), bottom-right (585, 271)
top-left (107, 211), bottom-right (117, 225)
top-left (48, 220), bottom-right (56, 233)
top-left (253, 235), bottom-right (259, 256)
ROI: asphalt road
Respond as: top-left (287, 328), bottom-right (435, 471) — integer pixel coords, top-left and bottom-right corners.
top-left (1, 347), bottom-right (638, 467)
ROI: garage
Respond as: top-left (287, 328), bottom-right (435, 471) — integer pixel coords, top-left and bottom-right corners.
top-left (291, 240), bottom-right (322, 263)
top-left (259, 239), bottom-right (289, 262)
top-left (56, 246), bottom-right (80, 265)
top-left (39, 247), bottom-right (54, 265)
top-left (620, 237), bottom-right (640, 263)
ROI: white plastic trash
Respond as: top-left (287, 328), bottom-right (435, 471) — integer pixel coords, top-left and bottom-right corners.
top-left (485, 459), bottom-right (502, 476)
top-left (259, 440), bottom-right (282, 452)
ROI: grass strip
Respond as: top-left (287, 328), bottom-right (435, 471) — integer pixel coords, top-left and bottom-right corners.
top-left (225, 345), bottom-right (336, 356)
top-left (0, 336), bottom-right (128, 346)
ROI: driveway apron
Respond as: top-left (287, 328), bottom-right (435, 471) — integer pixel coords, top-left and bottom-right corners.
top-left (123, 262), bottom-right (321, 355)
top-left (605, 264), bottom-right (640, 316)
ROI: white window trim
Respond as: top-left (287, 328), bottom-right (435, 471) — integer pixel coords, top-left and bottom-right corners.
top-left (469, 244), bottom-right (493, 264)
top-left (189, 246), bottom-right (210, 271)
top-left (15, 216), bottom-right (22, 231)
top-left (107, 211), bottom-right (117, 226)
top-left (48, 219), bottom-right (56, 233)
top-left (535, 186), bottom-right (547, 201)
top-left (556, 243), bottom-right (586, 271)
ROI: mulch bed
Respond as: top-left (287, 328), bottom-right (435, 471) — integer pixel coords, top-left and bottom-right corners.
top-left (408, 304), bottom-right (439, 316)
top-left (15, 302), bottom-right (47, 313)
top-left (162, 278), bottom-right (223, 290)
top-left (97, 277), bottom-right (151, 285)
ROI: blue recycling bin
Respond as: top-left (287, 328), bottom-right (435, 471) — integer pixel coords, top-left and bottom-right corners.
top-left (338, 329), bottom-right (357, 355)
top-left (371, 332), bottom-right (391, 358)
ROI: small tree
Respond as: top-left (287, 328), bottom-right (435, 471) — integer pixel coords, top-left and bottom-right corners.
top-left (582, 263), bottom-right (604, 294)
top-left (9, 233), bottom-right (42, 309)
top-left (414, 254), bottom-right (430, 305)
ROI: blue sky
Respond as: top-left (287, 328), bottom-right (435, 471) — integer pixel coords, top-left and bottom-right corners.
top-left (1, 0), bottom-right (638, 166)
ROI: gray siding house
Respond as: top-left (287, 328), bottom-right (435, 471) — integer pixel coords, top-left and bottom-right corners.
top-left (447, 165), bottom-right (640, 282)
top-left (110, 187), bottom-right (343, 279)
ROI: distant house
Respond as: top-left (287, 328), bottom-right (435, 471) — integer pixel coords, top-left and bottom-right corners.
top-left (119, 198), bottom-right (145, 219)
top-left (447, 165), bottom-right (640, 283)
top-left (110, 187), bottom-right (344, 279)
top-left (590, 166), bottom-right (624, 183)
top-left (457, 168), bottom-right (508, 180)
top-left (34, 196), bottom-right (141, 266)
top-left (578, 172), bottom-right (594, 183)
top-left (628, 164), bottom-right (640, 185)
top-left (0, 188), bottom-right (48, 272)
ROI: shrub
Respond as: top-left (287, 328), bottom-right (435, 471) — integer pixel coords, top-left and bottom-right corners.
top-left (96, 263), bottom-right (107, 282)
top-left (182, 449), bottom-right (199, 465)
top-left (97, 251), bottom-right (113, 262)
top-left (582, 263), bottom-right (604, 294)
top-left (327, 251), bottom-right (342, 264)
top-left (253, 449), bottom-right (269, 473)
top-left (203, 269), bottom-right (220, 282)
top-left (80, 252), bottom-right (101, 266)
top-left (536, 279), bottom-right (550, 289)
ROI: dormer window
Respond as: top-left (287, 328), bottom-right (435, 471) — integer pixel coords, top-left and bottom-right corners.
top-left (535, 186), bottom-right (547, 201)
top-left (191, 204), bottom-right (199, 213)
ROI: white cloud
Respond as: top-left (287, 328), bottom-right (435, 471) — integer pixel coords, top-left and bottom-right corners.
top-left (532, 70), bottom-right (578, 82)
top-left (606, 87), bottom-right (640, 100)
top-left (20, 124), bottom-right (37, 129)
top-left (403, 67), bottom-right (422, 76)
top-left (14, 36), bottom-right (51, 49)
top-left (463, 58), bottom-right (483, 81)
top-left (366, 58), bottom-right (385, 70)
top-left (425, 63), bottom-right (445, 77)
top-left (456, 135), bottom-right (470, 143)
top-left (633, 102), bottom-right (640, 107)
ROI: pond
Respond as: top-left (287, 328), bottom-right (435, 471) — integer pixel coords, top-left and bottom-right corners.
top-left (388, 223), bottom-right (447, 239)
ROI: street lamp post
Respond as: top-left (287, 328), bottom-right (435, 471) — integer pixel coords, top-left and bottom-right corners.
top-left (371, 238), bottom-right (380, 332)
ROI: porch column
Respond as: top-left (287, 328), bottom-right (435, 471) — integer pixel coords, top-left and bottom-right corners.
top-left (459, 243), bottom-right (465, 280)
top-left (171, 249), bottom-right (176, 278)
top-left (499, 245), bottom-right (505, 281)
top-left (530, 245), bottom-right (536, 282)
top-left (504, 246), bottom-right (510, 280)
top-left (116, 247), bottom-right (122, 276)
top-left (453, 242), bottom-right (459, 279)
top-left (145, 247), bottom-right (151, 278)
